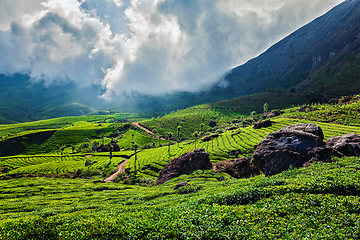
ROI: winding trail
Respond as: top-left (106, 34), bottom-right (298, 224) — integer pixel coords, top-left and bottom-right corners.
top-left (103, 122), bottom-right (166, 182)
top-left (103, 159), bottom-right (129, 182)
top-left (132, 122), bottom-right (166, 140)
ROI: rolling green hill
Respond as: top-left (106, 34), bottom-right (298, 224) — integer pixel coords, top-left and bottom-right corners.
top-left (0, 94), bottom-right (359, 239)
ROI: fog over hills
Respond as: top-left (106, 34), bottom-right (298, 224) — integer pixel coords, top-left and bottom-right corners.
top-left (2, 0), bottom-right (358, 122)
top-left (217, 0), bottom-right (360, 98)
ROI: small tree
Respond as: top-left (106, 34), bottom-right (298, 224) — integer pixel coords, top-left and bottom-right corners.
top-left (251, 111), bottom-right (257, 122)
top-left (92, 141), bottom-right (99, 152)
top-left (167, 132), bottom-right (173, 156)
top-left (200, 123), bottom-right (205, 137)
top-left (60, 145), bottom-right (65, 161)
top-left (177, 126), bottom-right (181, 147)
top-left (101, 135), bottom-right (105, 146)
top-left (54, 145), bottom-right (60, 155)
top-left (263, 102), bottom-right (268, 114)
top-left (133, 142), bottom-right (138, 174)
top-left (108, 142), bottom-right (113, 162)
top-left (193, 131), bottom-right (199, 150)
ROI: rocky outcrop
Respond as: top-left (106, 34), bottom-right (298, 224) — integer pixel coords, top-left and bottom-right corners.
top-left (95, 139), bottom-right (120, 152)
top-left (202, 133), bottom-right (219, 142)
top-left (298, 105), bottom-right (313, 113)
top-left (280, 123), bottom-right (324, 140)
top-left (208, 121), bottom-right (217, 128)
top-left (253, 123), bottom-right (338, 176)
top-left (326, 133), bottom-right (360, 156)
top-left (253, 119), bottom-right (273, 129)
top-left (263, 110), bottom-right (281, 119)
top-left (215, 157), bottom-right (260, 179)
top-left (155, 151), bottom-right (213, 185)
top-left (174, 181), bottom-right (189, 190)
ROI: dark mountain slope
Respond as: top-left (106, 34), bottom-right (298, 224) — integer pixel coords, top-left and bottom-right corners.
top-left (216, 0), bottom-right (360, 97)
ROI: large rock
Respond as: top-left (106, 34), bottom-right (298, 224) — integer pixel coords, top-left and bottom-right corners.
top-left (202, 133), bottom-right (219, 142)
top-left (253, 119), bottom-right (273, 129)
top-left (280, 123), bottom-right (324, 140)
top-left (215, 157), bottom-right (260, 179)
top-left (95, 139), bottom-right (120, 152)
top-left (253, 123), bottom-right (333, 176)
top-left (155, 151), bottom-right (213, 185)
top-left (326, 133), bottom-right (360, 156)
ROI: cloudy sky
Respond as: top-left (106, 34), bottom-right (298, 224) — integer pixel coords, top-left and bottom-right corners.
top-left (0, 0), bottom-right (344, 98)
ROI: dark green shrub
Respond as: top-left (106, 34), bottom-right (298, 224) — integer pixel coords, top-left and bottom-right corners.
top-left (176, 184), bottom-right (202, 194)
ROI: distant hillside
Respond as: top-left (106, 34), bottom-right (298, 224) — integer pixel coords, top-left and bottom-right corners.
top-left (212, 0), bottom-right (360, 98)
top-left (1, 0), bottom-right (359, 121)
top-left (0, 74), bottom-right (106, 123)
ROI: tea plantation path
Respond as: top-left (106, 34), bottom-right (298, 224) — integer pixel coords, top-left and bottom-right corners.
top-left (103, 159), bottom-right (128, 182)
top-left (132, 122), bottom-right (166, 140)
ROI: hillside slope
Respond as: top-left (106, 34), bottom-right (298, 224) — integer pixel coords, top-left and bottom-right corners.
top-left (213, 0), bottom-right (360, 98)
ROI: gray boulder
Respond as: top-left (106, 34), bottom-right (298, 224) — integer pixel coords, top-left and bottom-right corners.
top-left (155, 151), bottom-right (213, 185)
top-left (326, 133), bottom-right (360, 156)
top-left (253, 123), bottom-right (335, 176)
top-left (174, 181), bottom-right (189, 190)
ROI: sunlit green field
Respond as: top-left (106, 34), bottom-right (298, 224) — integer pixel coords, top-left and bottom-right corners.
top-left (0, 157), bottom-right (359, 239)
top-left (0, 97), bottom-right (360, 239)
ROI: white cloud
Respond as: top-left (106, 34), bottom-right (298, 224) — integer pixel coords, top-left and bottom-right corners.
top-left (0, 0), bottom-right (344, 98)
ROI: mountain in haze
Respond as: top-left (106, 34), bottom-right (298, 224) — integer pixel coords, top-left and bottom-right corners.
top-left (1, 0), bottom-right (360, 123)
top-left (212, 0), bottom-right (360, 98)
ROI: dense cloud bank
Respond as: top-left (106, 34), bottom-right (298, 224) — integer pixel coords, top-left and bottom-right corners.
top-left (0, 0), bottom-right (343, 98)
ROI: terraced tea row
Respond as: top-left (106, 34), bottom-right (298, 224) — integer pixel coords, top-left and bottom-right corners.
top-left (0, 155), bottom-right (124, 176)
top-left (126, 118), bottom-right (360, 178)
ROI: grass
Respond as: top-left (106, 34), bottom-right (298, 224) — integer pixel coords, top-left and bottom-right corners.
top-left (282, 97), bottom-right (360, 126)
top-left (0, 157), bottom-right (359, 239)
top-left (126, 118), bottom-right (360, 177)
top-left (0, 93), bottom-right (360, 238)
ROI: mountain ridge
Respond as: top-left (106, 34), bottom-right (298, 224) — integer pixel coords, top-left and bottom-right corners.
top-left (216, 0), bottom-right (360, 97)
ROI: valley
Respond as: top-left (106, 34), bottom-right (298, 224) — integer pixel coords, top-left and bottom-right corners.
top-left (0, 93), bottom-right (359, 239)
top-left (0, 0), bottom-right (360, 238)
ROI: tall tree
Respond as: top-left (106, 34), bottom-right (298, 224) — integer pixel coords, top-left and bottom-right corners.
top-left (263, 102), bottom-right (268, 114)
top-left (132, 142), bottom-right (138, 174)
top-left (167, 132), bottom-right (173, 157)
top-left (177, 126), bottom-right (181, 147)
top-left (200, 123), bottom-right (205, 137)
top-left (193, 131), bottom-right (199, 150)
top-left (108, 142), bottom-right (113, 162)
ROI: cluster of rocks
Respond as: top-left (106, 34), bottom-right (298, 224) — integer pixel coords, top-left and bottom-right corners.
top-left (93, 139), bottom-right (120, 152)
top-left (155, 122), bottom-right (360, 185)
top-left (253, 119), bottom-right (273, 129)
top-left (202, 133), bottom-right (219, 142)
top-left (214, 157), bottom-right (260, 179)
top-left (263, 110), bottom-right (282, 119)
top-left (253, 123), bottom-right (359, 176)
top-left (155, 149), bottom-right (212, 186)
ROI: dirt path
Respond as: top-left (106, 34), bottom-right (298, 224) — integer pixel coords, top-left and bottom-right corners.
top-left (103, 159), bottom-right (128, 182)
top-left (132, 122), bottom-right (166, 140)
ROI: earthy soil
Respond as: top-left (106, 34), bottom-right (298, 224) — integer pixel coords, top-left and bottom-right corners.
top-left (103, 159), bottom-right (128, 182)
top-left (132, 122), bottom-right (166, 140)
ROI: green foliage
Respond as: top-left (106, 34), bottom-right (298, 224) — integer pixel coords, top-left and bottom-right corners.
top-left (210, 92), bottom-right (309, 117)
top-left (1, 93), bottom-right (360, 238)
top-left (282, 99), bottom-right (360, 126)
top-left (0, 157), bottom-right (360, 239)
top-left (141, 105), bottom-right (220, 140)
top-left (117, 129), bottom-right (165, 150)
top-left (263, 102), bottom-right (268, 114)
top-left (125, 117), bottom-right (360, 177)
top-left (176, 184), bottom-right (203, 194)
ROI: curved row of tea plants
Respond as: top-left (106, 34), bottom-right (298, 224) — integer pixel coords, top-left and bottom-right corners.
top-left (126, 118), bottom-right (360, 178)
top-left (0, 157), bottom-right (359, 239)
